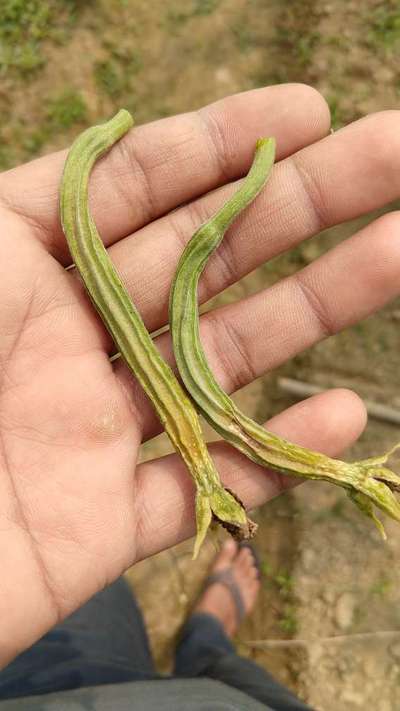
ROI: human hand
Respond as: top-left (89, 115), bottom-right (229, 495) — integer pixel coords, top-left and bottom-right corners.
top-left (0, 84), bottom-right (399, 665)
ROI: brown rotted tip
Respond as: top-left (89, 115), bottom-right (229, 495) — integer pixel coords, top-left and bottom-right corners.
top-left (212, 486), bottom-right (258, 541)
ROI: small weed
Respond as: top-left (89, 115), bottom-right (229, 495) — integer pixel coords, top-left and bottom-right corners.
top-left (274, 570), bottom-right (294, 598)
top-left (262, 561), bottom-right (295, 598)
top-left (94, 52), bottom-right (142, 98)
top-left (261, 559), bottom-right (273, 577)
top-left (327, 95), bottom-right (343, 130)
top-left (14, 87), bottom-right (87, 161)
top-left (0, 143), bottom-right (14, 171)
top-left (275, 27), bottom-right (320, 68)
top-left (165, 8), bottom-right (190, 29)
top-left (46, 90), bottom-right (87, 130)
top-left (165, 0), bottom-right (220, 30)
top-left (110, 46), bottom-right (142, 73)
top-left (279, 605), bottom-right (298, 634)
top-left (22, 128), bottom-right (48, 156)
top-left (325, 34), bottom-right (349, 50)
top-left (0, 0), bottom-right (82, 77)
top-left (296, 31), bottom-right (320, 65)
top-left (94, 60), bottom-right (125, 97)
top-left (261, 560), bottom-right (297, 633)
top-left (192, 0), bottom-right (220, 16)
top-left (232, 24), bottom-right (255, 53)
top-left (370, 576), bottom-right (392, 597)
top-left (367, 2), bottom-right (400, 53)
top-left (0, 0), bottom-right (51, 75)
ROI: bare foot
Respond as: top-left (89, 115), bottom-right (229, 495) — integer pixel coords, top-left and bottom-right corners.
top-left (194, 538), bottom-right (260, 637)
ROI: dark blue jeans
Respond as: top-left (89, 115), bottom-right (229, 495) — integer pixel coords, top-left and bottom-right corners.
top-left (0, 578), bottom-right (311, 710)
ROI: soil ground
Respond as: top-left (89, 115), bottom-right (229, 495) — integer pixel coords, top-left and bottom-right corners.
top-left (1, 1), bottom-right (400, 709)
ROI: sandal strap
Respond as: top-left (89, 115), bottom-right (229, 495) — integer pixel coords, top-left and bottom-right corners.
top-left (202, 569), bottom-right (246, 626)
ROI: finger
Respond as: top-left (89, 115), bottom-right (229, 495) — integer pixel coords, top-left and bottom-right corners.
top-left (133, 389), bottom-right (367, 561)
top-left (104, 110), bottom-right (400, 336)
top-left (201, 210), bottom-right (400, 392)
top-left (0, 85), bottom-right (329, 262)
top-left (114, 210), bottom-right (400, 440)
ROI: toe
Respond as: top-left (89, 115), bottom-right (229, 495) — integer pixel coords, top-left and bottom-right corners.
top-left (237, 545), bottom-right (260, 579)
top-left (237, 546), bottom-right (254, 571)
top-left (249, 564), bottom-right (258, 581)
top-left (213, 538), bottom-right (238, 572)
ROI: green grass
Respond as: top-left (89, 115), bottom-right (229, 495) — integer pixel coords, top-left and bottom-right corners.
top-left (232, 23), bottom-right (255, 53)
top-left (261, 558), bottom-right (297, 635)
top-left (0, 0), bottom-right (81, 77)
top-left (94, 60), bottom-right (126, 97)
top-left (94, 50), bottom-right (142, 98)
top-left (10, 88), bottom-right (88, 164)
top-left (192, 0), bottom-right (220, 16)
top-left (370, 576), bottom-right (392, 598)
top-left (295, 31), bottom-right (321, 65)
top-left (0, 144), bottom-right (15, 171)
top-left (261, 559), bottom-right (273, 577)
top-left (324, 34), bottom-right (350, 50)
top-left (367, 2), bottom-right (400, 52)
top-left (279, 605), bottom-right (298, 634)
top-left (0, 0), bottom-right (52, 74)
top-left (165, 0), bottom-right (220, 30)
top-left (262, 563), bottom-right (295, 599)
top-left (165, 8), bottom-right (188, 30)
top-left (274, 570), bottom-right (294, 598)
top-left (274, 24), bottom-right (320, 69)
top-left (327, 94), bottom-right (344, 130)
top-left (46, 90), bottom-right (87, 129)
top-left (21, 127), bottom-right (48, 156)
top-left (253, 0), bottom-right (322, 88)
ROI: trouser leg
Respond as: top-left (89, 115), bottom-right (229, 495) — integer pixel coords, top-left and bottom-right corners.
top-left (0, 577), bottom-right (159, 700)
top-left (174, 612), bottom-right (314, 710)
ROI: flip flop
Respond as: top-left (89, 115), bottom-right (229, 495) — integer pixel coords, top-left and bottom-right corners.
top-left (202, 542), bottom-right (261, 627)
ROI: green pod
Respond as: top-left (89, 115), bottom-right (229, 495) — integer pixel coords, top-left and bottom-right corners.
top-left (170, 136), bottom-right (400, 538)
top-left (60, 110), bottom-right (256, 558)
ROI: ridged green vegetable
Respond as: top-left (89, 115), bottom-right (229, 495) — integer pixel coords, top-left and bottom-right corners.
top-left (170, 136), bottom-right (400, 538)
top-left (60, 109), bottom-right (258, 558)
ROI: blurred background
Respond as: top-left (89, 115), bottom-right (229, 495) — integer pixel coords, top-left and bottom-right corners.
top-left (1, 1), bottom-right (399, 709)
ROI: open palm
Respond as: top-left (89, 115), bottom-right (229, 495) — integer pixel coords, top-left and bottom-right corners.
top-left (1, 84), bottom-right (399, 666)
